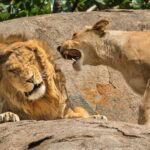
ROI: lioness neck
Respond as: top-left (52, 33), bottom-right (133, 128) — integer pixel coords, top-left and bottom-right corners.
top-left (96, 30), bottom-right (130, 70)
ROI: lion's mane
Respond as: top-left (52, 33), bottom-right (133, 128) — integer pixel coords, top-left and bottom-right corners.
top-left (0, 35), bottom-right (67, 120)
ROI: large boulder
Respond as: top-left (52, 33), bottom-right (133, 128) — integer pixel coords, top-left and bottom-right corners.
top-left (0, 10), bottom-right (150, 123)
top-left (0, 119), bottom-right (149, 150)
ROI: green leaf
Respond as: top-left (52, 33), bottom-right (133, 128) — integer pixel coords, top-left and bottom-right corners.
top-left (131, 0), bottom-right (143, 9)
top-left (17, 10), bottom-right (28, 17)
top-left (119, 0), bottom-right (131, 9)
top-left (132, 0), bottom-right (143, 4)
top-left (30, 7), bottom-right (39, 15)
top-left (15, 2), bottom-right (22, 8)
top-left (95, 0), bottom-right (106, 5)
top-left (42, 3), bottom-right (51, 13)
top-left (0, 3), bottom-right (10, 12)
top-left (33, 0), bottom-right (41, 5)
top-left (0, 12), bottom-right (10, 20)
top-left (146, 2), bottom-right (150, 8)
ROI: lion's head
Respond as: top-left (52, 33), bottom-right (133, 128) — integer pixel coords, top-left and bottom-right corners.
top-left (57, 20), bottom-right (109, 71)
top-left (0, 35), bottom-right (53, 101)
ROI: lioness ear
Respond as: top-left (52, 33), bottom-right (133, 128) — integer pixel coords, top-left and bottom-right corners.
top-left (92, 19), bottom-right (109, 32)
top-left (0, 51), bottom-right (12, 64)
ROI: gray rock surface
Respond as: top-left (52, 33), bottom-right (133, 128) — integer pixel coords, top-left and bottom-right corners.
top-left (0, 119), bottom-right (150, 150)
top-left (0, 10), bottom-right (150, 123)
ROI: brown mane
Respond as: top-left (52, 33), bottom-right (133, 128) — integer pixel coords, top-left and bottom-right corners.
top-left (0, 35), bottom-right (66, 120)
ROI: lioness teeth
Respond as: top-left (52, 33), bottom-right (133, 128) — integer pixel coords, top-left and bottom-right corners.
top-left (72, 58), bottom-right (76, 61)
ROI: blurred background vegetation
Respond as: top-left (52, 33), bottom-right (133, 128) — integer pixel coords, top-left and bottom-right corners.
top-left (0, 0), bottom-right (150, 21)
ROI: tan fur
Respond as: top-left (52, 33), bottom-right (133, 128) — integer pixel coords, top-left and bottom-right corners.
top-left (58, 20), bottom-right (150, 125)
top-left (0, 35), bottom-right (92, 122)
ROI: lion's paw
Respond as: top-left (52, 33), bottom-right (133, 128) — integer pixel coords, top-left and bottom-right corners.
top-left (91, 115), bottom-right (108, 121)
top-left (0, 112), bottom-right (20, 123)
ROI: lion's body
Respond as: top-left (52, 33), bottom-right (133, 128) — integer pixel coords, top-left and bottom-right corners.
top-left (58, 20), bottom-right (150, 125)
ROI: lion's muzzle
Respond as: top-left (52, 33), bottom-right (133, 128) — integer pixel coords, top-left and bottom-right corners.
top-left (24, 82), bottom-right (46, 101)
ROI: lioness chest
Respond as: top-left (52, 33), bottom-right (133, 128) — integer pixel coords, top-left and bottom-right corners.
top-left (120, 61), bottom-right (149, 95)
top-left (112, 31), bottom-right (150, 95)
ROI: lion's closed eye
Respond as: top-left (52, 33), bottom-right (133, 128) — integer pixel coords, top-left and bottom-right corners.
top-left (8, 69), bottom-right (19, 75)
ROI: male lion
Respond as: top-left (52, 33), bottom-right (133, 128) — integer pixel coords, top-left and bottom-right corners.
top-left (0, 35), bottom-right (94, 123)
top-left (58, 20), bottom-right (150, 125)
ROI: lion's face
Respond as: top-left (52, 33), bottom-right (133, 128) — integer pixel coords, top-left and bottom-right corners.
top-left (1, 44), bottom-right (46, 101)
top-left (57, 20), bottom-right (109, 71)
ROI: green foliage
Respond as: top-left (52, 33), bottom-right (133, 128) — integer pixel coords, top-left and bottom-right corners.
top-left (61, 0), bottom-right (150, 11)
top-left (0, 0), bottom-right (51, 21)
top-left (0, 0), bottom-right (150, 21)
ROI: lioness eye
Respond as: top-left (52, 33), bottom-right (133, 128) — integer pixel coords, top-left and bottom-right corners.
top-left (73, 32), bottom-right (77, 37)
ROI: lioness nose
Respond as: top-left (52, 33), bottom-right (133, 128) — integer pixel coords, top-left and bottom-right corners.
top-left (57, 46), bottom-right (61, 52)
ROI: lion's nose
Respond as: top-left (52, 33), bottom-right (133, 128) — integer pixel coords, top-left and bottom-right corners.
top-left (57, 46), bottom-right (61, 52)
top-left (26, 75), bottom-right (34, 83)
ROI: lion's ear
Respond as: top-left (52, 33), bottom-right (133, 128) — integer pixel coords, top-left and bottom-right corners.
top-left (92, 19), bottom-right (109, 32)
top-left (0, 51), bottom-right (12, 64)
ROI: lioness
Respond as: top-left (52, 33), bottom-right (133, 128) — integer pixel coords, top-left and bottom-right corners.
top-left (58, 20), bottom-right (150, 125)
top-left (0, 35), bottom-right (95, 123)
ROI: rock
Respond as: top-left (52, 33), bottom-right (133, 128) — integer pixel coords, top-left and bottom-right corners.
top-left (0, 10), bottom-right (150, 123)
top-left (0, 119), bottom-right (149, 150)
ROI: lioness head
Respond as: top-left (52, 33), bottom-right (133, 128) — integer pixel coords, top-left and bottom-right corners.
top-left (0, 39), bottom-right (47, 101)
top-left (57, 19), bottom-right (109, 71)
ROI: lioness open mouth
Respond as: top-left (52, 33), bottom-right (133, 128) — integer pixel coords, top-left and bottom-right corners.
top-left (58, 47), bottom-right (83, 71)
top-left (61, 49), bottom-right (81, 63)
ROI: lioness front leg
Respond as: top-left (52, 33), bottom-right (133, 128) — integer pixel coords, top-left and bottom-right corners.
top-left (0, 112), bottom-right (20, 123)
top-left (65, 107), bottom-right (108, 121)
top-left (138, 79), bottom-right (150, 125)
